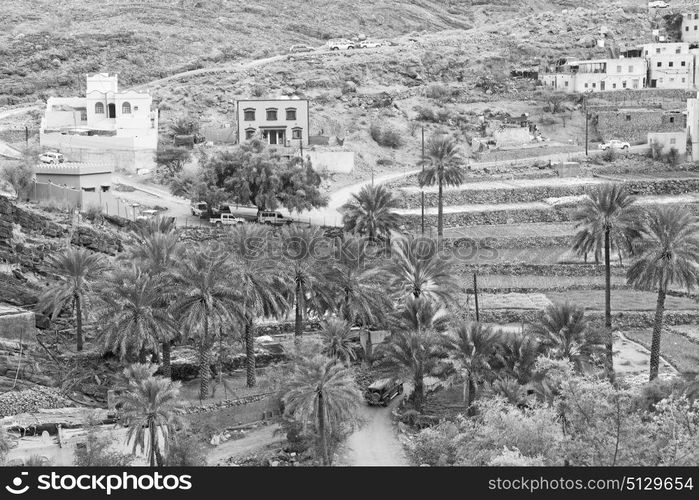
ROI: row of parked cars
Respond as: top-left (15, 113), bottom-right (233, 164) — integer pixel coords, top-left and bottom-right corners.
top-left (288, 38), bottom-right (385, 54)
top-left (191, 202), bottom-right (294, 227)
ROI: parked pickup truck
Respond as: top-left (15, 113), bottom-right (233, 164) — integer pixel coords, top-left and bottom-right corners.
top-left (210, 213), bottom-right (245, 227)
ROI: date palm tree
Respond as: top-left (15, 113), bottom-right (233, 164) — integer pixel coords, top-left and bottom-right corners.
top-left (282, 354), bottom-right (361, 465)
top-left (228, 225), bottom-right (287, 388)
top-left (97, 266), bottom-right (175, 364)
top-left (327, 234), bottom-right (392, 327)
top-left (39, 247), bottom-right (106, 351)
top-left (571, 183), bottom-right (641, 381)
top-left (279, 225), bottom-right (334, 343)
top-left (442, 321), bottom-right (503, 411)
top-left (170, 251), bottom-right (243, 399)
top-left (627, 206), bottom-right (699, 381)
top-left (320, 318), bottom-right (358, 363)
top-left (119, 364), bottom-right (181, 467)
top-left (341, 184), bottom-right (402, 242)
top-left (418, 135), bottom-right (464, 238)
top-left (529, 302), bottom-right (605, 373)
top-left (384, 235), bottom-right (461, 305)
top-left (127, 231), bottom-right (183, 377)
top-left (377, 296), bottom-right (449, 412)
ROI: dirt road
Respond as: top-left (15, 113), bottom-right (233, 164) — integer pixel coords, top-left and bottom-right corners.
top-left (335, 396), bottom-right (409, 466)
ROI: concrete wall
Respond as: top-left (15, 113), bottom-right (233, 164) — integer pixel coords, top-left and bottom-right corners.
top-left (0, 305), bottom-right (36, 342)
top-left (306, 150), bottom-right (354, 173)
top-left (648, 54), bottom-right (694, 89)
top-left (687, 95), bottom-right (699, 161)
top-left (647, 131), bottom-right (687, 156)
top-left (493, 127), bottom-right (532, 147)
top-left (30, 182), bottom-right (121, 213)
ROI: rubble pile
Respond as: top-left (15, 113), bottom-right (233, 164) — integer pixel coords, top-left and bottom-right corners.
top-left (0, 386), bottom-right (73, 417)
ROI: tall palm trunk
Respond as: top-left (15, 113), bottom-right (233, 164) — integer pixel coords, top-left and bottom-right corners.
top-left (437, 176), bottom-right (444, 238)
top-left (604, 228), bottom-right (614, 383)
top-left (413, 367), bottom-right (424, 412)
top-left (161, 341), bottom-right (171, 379)
top-left (199, 313), bottom-right (211, 400)
top-left (75, 293), bottom-right (83, 352)
top-left (148, 419), bottom-right (157, 467)
top-left (318, 391), bottom-right (329, 466)
top-left (245, 317), bottom-right (256, 388)
top-left (294, 280), bottom-right (304, 341)
top-left (649, 285), bottom-right (667, 381)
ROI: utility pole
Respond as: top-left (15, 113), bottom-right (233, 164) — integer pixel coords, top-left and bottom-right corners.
top-left (421, 126), bottom-right (425, 235)
top-left (473, 272), bottom-right (480, 322)
top-left (584, 94), bottom-right (589, 156)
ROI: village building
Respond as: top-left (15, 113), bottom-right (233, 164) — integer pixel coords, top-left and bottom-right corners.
top-left (681, 12), bottom-right (699, 43)
top-left (39, 73), bottom-right (158, 173)
top-left (541, 57), bottom-right (648, 92)
top-left (642, 42), bottom-right (695, 89)
top-left (235, 97), bottom-right (309, 147)
top-left (594, 107), bottom-right (686, 144)
top-left (34, 163), bottom-right (113, 192)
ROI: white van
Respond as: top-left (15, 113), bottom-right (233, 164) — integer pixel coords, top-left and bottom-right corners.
top-left (258, 211), bottom-right (293, 226)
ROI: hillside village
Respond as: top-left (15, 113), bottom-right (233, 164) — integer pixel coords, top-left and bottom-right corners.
top-left (0, 0), bottom-right (698, 470)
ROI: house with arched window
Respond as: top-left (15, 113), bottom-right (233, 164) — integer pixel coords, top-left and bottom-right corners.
top-left (236, 97), bottom-right (309, 147)
top-left (39, 73), bottom-right (159, 172)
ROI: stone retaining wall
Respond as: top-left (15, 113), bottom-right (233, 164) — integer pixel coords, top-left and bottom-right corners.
top-left (395, 177), bottom-right (699, 209)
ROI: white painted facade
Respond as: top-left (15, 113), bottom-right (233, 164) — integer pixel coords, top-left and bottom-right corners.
top-left (681, 13), bottom-right (699, 43)
top-left (541, 58), bottom-right (647, 93)
top-left (236, 98), bottom-right (309, 146)
top-left (40, 74), bottom-right (158, 173)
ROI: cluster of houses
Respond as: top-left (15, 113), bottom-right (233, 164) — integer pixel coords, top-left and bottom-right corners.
top-left (33, 73), bottom-right (354, 209)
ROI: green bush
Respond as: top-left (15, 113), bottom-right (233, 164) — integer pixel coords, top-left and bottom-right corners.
top-left (665, 147), bottom-right (680, 166)
top-left (601, 147), bottom-right (617, 162)
top-left (369, 123), bottom-right (403, 149)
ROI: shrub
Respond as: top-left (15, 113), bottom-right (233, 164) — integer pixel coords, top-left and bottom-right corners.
top-left (73, 426), bottom-right (133, 467)
top-left (415, 106), bottom-right (437, 122)
top-left (369, 123), bottom-right (403, 149)
top-left (488, 447), bottom-right (546, 466)
top-left (665, 147), bottom-right (680, 166)
top-left (425, 83), bottom-right (452, 102)
top-left (649, 139), bottom-right (663, 159)
top-left (164, 431), bottom-right (207, 466)
top-left (601, 147), bottom-right (617, 162)
top-left (408, 426), bottom-right (458, 466)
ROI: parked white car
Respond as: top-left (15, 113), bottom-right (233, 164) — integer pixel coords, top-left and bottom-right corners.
top-left (358, 40), bottom-right (383, 49)
top-left (136, 209), bottom-right (159, 221)
top-left (327, 39), bottom-right (355, 50)
top-left (598, 140), bottom-right (630, 151)
top-left (648, 1), bottom-right (669, 8)
top-left (210, 213), bottom-right (245, 227)
top-left (39, 151), bottom-right (64, 164)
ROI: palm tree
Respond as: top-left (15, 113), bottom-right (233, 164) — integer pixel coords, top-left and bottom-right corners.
top-left (326, 235), bottom-right (391, 326)
top-left (627, 206), bottom-right (699, 381)
top-left (135, 215), bottom-right (177, 239)
top-left (341, 184), bottom-right (402, 242)
top-left (572, 183), bottom-right (641, 381)
top-left (282, 354), bottom-right (361, 465)
top-left (39, 247), bottom-right (105, 351)
top-left (228, 225), bottom-right (287, 388)
top-left (442, 321), bottom-right (502, 410)
top-left (128, 231), bottom-right (183, 378)
top-left (384, 235), bottom-right (461, 305)
top-left (498, 330), bottom-right (542, 384)
top-left (97, 266), bottom-right (175, 364)
top-left (119, 365), bottom-right (181, 467)
top-left (279, 225), bottom-right (333, 342)
top-left (418, 135), bottom-right (464, 238)
top-left (528, 302), bottom-right (605, 372)
top-left (170, 251), bottom-right (243, 399)
top-left (377, 296), bottom-right (449, 411)
top-left (320, 318), bottom-right (357, 363)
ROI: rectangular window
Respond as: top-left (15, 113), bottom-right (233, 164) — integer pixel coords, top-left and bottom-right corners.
top-left (592, 82), bottom-right (596, 88)
top-left (657, 61), bottom-right (662, 67)
top-left (564, 81), bottom-right (569, 87)
top-left (670, 116), bottom-right (675, 123)
top-left (669, 61), bottom-right (674, 67)
top-left (622, 81), bottom-right (627, 88)
top-left (686, 26), bottom-right (690, 31)
top-left (584, 83), bottom-right (588, 88)
top-left (670, 77), bottom-right (675, 82)
top-left (659, 78), bottom-right (664, 83)
top-left (617, 65), bottom-right (622, 73)
top-left (695, 25), bottom-right (697, 30)
top-left (244, 109), bottom-right (255, 121)
top-left (670, 138), bottom-right (677, 144)
top-left (292, 128), bottom-right (302, 139)
top-left (80, 110), bottom-right (87, 121)
top-left (612, 83), bottom-right (617, 89)
top-left (245, 129), bottom-right (255, 139)
top-left (626, 115), bottom-right (631, 121)
top-left (656, 48), bottom-right (661, 54)
top-left (285, 109), bottom-right (297, 120)
top-left (628, 65), bottom-right (633, 72)
top-left (266, 109), bottom-right (278, 121)
top-left (683, 77), bottom-right (686, 82)
top-left (682, 61), bottom-right (687, 66)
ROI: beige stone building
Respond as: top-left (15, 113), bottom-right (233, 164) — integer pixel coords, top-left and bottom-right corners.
top-left (235, 97), bottom-right (309, 146)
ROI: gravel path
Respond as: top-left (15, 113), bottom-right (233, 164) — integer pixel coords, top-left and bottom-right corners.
top-left (335, 396), bottom-right (409, 466)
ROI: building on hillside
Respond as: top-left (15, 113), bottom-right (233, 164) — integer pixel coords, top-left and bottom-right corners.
top-left (594, 107), bottom-right (686, 143)
top-left (34, 163), bottom-right (113, 192)
top-left (39, 73), bottom-right (158, 173)
top-left (681, 13), bottom-right (699, 43)
top-left (235, 97), bottom-right (309, 147)
top-left (540, 58), bottom-right (648, 92)
top-left (647, 131), bottom-right (687, 157)
top-left (641, 42), bottom-right (695, 89)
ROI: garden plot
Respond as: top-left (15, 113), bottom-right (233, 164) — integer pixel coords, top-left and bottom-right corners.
top-left (545, 290), bottom-right (698, 312)
top-left (613, 334), bottom-right (675, 377)
top-left (669, 324), bottom-right (699, 344)
top-left (476, 274), bottom-right (626, 291)
top-left (624, 329), bottom-right (699, 375)
top-left (476, 292), bottom-right (552, 310)
top-left (442, 222), bottom-right (575, 239)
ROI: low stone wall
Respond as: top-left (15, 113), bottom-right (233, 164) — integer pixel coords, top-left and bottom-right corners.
top-left (395, 177), bottom-right (699, 209)
top-left (184, 393), bottom-right (279, 428)
top-left (473, 309), bottom-right (699, 328)
top-left (454, 262), bottom-right (628, 277)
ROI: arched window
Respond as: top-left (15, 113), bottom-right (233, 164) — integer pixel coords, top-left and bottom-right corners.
top-left (244, 109), bottom-right (255, 121)
top-left (95, 102), bottom-right (104, 114)
top-left (122, 102), bottom-right (131, 114)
